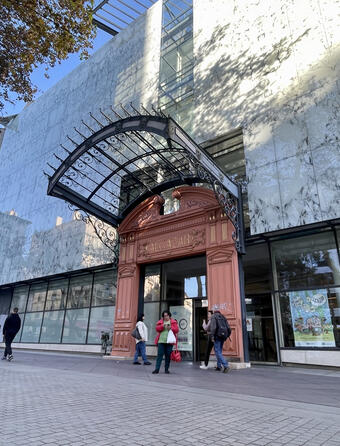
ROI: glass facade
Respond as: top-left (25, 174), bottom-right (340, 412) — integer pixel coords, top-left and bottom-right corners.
top-left (0, 268), bottom-right (117, 345)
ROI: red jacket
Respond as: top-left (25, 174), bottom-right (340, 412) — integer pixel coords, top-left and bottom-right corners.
top-left (154, 318), bottom-right (179, 345)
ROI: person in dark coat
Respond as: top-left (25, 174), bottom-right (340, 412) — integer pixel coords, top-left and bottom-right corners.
top-left (2, 308), bottom-right (21, 361)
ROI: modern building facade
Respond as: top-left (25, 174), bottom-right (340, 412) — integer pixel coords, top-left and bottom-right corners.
top-left (0, 0), bottom-right (340, 366)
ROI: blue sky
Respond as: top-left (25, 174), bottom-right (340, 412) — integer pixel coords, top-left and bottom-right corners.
top-left (2, 28), bottom-right (113, 117)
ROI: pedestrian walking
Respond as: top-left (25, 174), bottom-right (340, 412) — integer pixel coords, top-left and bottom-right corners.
top-left (210, 310), bottom-right (231, 373)
top-left (133, 314), bottom-right (152, 365)
top-left (2, 308), bottom-right (21, 362)
top-left (200, 310), bottom-right (214, 370)
top-left (152, 310), bottom-right (179, 374)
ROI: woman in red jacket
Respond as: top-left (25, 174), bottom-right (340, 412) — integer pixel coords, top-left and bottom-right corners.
top-left (152, 310), bottom-right (179, 374)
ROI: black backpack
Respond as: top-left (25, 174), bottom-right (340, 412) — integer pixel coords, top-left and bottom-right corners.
top-left (215, 314), bottom-right (231, 341)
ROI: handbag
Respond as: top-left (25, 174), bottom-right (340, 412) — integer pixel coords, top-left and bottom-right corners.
top-left (167, 329), bottom-right (176, 344)
top-left (171, 346), bottom-right (181, 362)
top-left (131, 325), bottom-right (141, 340)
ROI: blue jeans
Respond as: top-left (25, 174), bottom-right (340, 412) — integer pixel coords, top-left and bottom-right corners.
top-left (134, 341), bottom-right (148, 363)
top-left (214, 338), bottom-right (229, 368)
top-left (155, 343), bottom-right (173, 371)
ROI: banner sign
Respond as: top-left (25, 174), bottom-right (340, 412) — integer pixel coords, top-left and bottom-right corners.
top-left (170, 302), bottom-right (192, 351)
top-left (288, 289), bottom-right (335, 347)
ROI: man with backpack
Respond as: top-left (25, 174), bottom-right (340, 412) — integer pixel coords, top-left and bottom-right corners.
top-left (210, 310), bottom-right (231, 373)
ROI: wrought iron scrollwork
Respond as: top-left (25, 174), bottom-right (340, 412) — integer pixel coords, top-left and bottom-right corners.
top-left (187, 154), bottom-right (244, 253)
top-left (68, 204), bottom-right (120, 266)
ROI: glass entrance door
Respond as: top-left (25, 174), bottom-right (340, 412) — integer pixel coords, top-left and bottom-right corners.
top-left (140, 255), bottom-right (206, 361)
top-left (246, 293), bottom-right (277, 362)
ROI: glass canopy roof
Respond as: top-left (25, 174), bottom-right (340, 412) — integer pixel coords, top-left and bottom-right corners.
top-left (45, 105), bottom-right (244, 253)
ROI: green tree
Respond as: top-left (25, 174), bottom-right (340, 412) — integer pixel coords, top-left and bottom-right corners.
top-left (0, 0), bottom-right (96, 112)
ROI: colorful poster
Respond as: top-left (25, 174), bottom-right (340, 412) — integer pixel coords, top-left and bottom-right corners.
top-left (288, 289), bottom-right (335, 347)
top-left (170, 301), bottom-right (192, 351)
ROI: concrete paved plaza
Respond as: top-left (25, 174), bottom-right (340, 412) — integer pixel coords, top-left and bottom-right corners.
top-left (1, 352), bottom-right (340, 446)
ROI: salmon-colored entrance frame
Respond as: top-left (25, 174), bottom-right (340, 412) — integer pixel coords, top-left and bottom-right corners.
top-left (111, 186), bottom-right (244, 361)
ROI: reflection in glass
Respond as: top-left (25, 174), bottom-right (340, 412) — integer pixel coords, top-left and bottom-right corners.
top-left (62, 308), bottom-right (89, 343)
top-left (26, 283), bottom-right (47, 312)
top-left (67, 275), bottom-right (92, 309)
top-left (272, 232), bottom-right (340, 290)
top-left (92, 271), bottom-right (117, 307)
top-left (40, 311), bottom-right (65, 343)
top-left (46, 279), bottom-right (68, 311)
top-left (87, 306), bottom-right (115, 344)
top-left (11, 286), bottom-right (29, 312)
top-left (144, 265), bottom-right (161, 302)
top-left (184, 276), bottom-right (206, 298)
top-left (0, 289), bottom-right (12, 314)
top-left (21, 312), bottom-right (43, 343)
top-left (144, 302), bottom-right (160, 345)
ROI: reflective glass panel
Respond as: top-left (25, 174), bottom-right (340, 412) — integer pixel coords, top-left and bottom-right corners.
top-left (92, 270), bottom-right (117, 307)
top-left (279, 289), bottom-right (340, 348)
top-left (26, 283), bottom-right (47, 312)
top-left (144, 302), bottom-right (160, 346)
top-left (0, 289), bottom-right (12, 314)
top-left (87, 306), bottom-right (115, 344)
top-left (46, 279), bottom-right (68, 311)
top-left (11, 286), bottom-right (29, 312)
top-left (21, 312), bottom-right (43, 343)
top-left (62, 308), bottom-right (90, 344)
top-left (272, 232), bottom-right (340, 290)
top-left (40, 311), bottom-right (65, 343)
top-left (67, 275), bottom-right (92, 309)
top-left (144, 265), bottom-right (161, 302)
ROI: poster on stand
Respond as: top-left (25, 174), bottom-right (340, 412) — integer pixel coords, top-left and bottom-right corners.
top-left (288, 289), bottom-right (335, 347)
top-left (170, 301), bottom-right (192, 351)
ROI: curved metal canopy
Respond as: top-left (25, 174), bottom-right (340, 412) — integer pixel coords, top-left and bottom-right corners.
top-left (45, 105), bottom-right (245, 253)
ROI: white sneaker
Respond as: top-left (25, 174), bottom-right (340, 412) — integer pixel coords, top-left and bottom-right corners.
top-left (199, 365), bottom-right (209, 370)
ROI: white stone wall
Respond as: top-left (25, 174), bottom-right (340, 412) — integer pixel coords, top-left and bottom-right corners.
top-left (193, 0), bottom-right (340, 234)
top-left (0, 1), bottom-right (162, 285)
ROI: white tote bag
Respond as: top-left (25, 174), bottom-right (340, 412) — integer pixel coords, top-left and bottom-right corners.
top-left (167, 329), bottom-right (176, 344)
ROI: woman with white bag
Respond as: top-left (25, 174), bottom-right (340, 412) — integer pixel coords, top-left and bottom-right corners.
top-left (133, 314), bottom-right (152, 365)
top-left (152, 310), bottom-right (179, 374)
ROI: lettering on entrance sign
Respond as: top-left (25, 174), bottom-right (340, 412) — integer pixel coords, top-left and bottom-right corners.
top-left (212, 303), bottom-right (233, 312)
top-left (137, 229), bottom-right (205, 258)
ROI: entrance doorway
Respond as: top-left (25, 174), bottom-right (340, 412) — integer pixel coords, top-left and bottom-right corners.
top-left (140, 255), bottom-right (207, 361)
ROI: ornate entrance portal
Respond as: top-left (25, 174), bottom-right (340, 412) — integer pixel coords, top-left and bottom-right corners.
top-left (44, 108), bottom-right (247, 362)
top-left (113, 186), bottom-right (244, 361)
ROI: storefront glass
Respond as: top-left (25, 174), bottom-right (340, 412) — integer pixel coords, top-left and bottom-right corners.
top-left (67, 275), bottom-right (92, 309)
top-left (45, 279), bottom-right (68, 311)
top-left (92, 271), bottom-right (117, 306)
top-left (272, 231), bottom-right (340, 290)
top-left (40, 311), bottom-right (65, 343)
top-left (26, 283), bottom-right (47, 312)
top-left (11, 286), bottom-right (29, 312)
top-left (87, 306), bottom-right (115, 344)
top-left (21, 312), bottom-right (43, 343)
top-left (62, 308), bottom-right (90, 344)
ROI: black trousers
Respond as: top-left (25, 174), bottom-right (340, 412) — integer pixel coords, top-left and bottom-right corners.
top-left (4, 334), bottom-right (15, 357)
top-left (155, 343), bottom-right (173, 371)
top-left (204, 337), bottom-right (214, 367)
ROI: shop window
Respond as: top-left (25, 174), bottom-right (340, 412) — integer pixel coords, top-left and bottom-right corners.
top-left (26, 283), bottom-right (47, 312)
top-left (92, 270), bottom-right (117, 307)
top-left (87, 306), bottom-right (115, 344)
top-left (0, 289), bottom-right (12, 314)
top-left (243, 243), bottom-right (272, 294)
top-left (272, 232), bottom-right (340, 291)
top-left (46, 279), bottom-right (68, 311)
top-left (21, 312), bottom-right (43, 343)
top-left (279, 288), bottom-right (340, 348)
top-left (11, 286), bottom-right (29, 312)
top-left (62, 308), bottom-right (90, 344)
top-left (13, 315), bottom-right (24, 342)
top-left (143, 265), bottom-right (161, 302)
top-left (144, 302), bottom-right (160, 346)
top-left (40, 311), bottom-right (65, 343)
top-left (67, 275), bottom-right (92, 309)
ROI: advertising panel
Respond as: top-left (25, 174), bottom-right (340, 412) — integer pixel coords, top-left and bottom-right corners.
top-left (170, 301), bottom-right (192, 351)
top-left (288, 289), bottom-right (335, 347)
